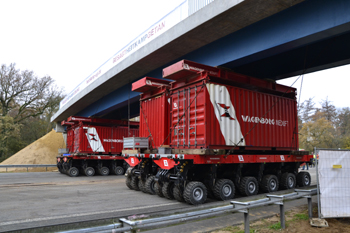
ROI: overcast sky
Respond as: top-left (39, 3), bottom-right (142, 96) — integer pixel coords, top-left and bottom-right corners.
top-left (1, 0), bottom-right (349, 109)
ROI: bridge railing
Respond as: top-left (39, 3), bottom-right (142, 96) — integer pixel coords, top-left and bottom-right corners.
top-left (188, 0), bottom-right (215, 15)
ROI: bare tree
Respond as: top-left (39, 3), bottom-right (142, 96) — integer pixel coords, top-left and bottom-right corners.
top-left (337, 107), bottom-right (350, 136)
top-left (299, 97), bottom-right (316, 123)
top-left (0, 63), bottom-right (63, 123)
top-left (320, 97), bottom-right (337, 123)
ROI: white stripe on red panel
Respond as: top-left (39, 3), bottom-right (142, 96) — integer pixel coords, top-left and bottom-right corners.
top-left (85, 127), bottom-right (105, 152)
top-left (206, 83), bottom-right (245, 146)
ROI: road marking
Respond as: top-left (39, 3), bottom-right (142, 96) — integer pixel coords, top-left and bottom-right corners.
top-left (0, 202), bottom-right (178, 226)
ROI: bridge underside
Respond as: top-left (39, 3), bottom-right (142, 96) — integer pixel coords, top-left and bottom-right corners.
top-left (53, 0), bottom-right (350, 122)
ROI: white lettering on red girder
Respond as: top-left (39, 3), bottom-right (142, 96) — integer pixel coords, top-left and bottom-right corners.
top-left (103, 139), bottom-right (123, 143)
top-left (241, 115), bottom-right (288, 127)
top-left (238, 155), bottom-right (244, 162)
top-left (280, 155), bottom-right (285, 161)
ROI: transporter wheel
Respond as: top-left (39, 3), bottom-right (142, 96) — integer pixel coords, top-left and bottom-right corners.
top-left (204, 183), bottom-right (215, 199)
top-left (85, 167), bottom-right (95, 177)
top-left (63, 162), bottom-right (69, 174)
top-left (126, 177), bottom-right (133, 190)
top-left (213, 179), bottom-right (235, 201)
top-left (145, 175), bottom-right (156, 195)
top-left (260, 175), bottom-right (279, 193)
top-left (296, 172), bottom-right (311, 187)
top-left (162, 182), bottom-right (175, 200)
top-left (173, 186), bottom-right (185, 202)
top-left (131, 176), bottom-right (140, 191)
top-left (183, 181), bottom-right (207, 205)
top-left (239, 177), bottom-right (259, 196)
top-left (280, 173), bottom-right (296, 190)
top-left (115, 166), bottom-right (125, 175)
top-left (68, 167), bottom-right (79, 177)
top-left (99, 167), bottom-right (110, 176)
top-left (80, 167), bottom-right (86, 176)
top-left (138, 179), bottom-right (147, 193)
top-left (155, 182), bottom-right (164, 197)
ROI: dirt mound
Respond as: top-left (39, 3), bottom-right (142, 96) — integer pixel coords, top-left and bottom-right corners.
top-left (1, 130), bottom-right (65, 171)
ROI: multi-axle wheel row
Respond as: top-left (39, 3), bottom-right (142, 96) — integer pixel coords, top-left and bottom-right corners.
top-left (57, 160), bottom-right (126, 177)
top-left (126, 171), bottom-right (311, 205)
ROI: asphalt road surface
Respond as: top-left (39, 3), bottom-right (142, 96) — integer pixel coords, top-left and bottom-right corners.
top-left (0, 167), bottom-right (317, 232)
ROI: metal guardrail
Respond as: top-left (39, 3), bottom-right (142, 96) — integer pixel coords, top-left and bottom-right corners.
top-left (59, 187), bottom-right (317, 233)
top-left (0, 164), bottom-right (56, 172)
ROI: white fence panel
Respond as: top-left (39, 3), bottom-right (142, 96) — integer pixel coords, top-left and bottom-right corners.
top-left (318, 150), bottom-right (350, 218)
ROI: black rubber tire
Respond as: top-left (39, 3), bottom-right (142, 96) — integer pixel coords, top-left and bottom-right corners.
top-left (239, 177), bottom-right (259, 196)
top-left (131, 176), bottom-right (140, 191)
top-left (59, 168), bottom-right (65, 174)
top-left (204, 183), bottom-right (215, 199)
top-left (85, 167), bottom-right (95, 177)
top-left (145, 175), bottom-right (156, 195)
top-left (173, 186), bottom-right (185, 202)
top-left (99, 167), bottom-right (110, 176)
top-left (183, 181), bottom-right (207, 205)
top-left (115, 166), bottom-right (124, 175)
top-left (260, 175), bottom-right (279, 193)
top-left (162, 182), bottom-right (175, 199)
top-left (68, 167), bottom-right (79, 177)
top-left (213, 179), bottom-right (235, 200)
top-left (126, 177), bottom-right (133, 190)
top-left (63, 162), bottom-right (69, 174)
top-left (138, 179), bottom-right (147, 193)
top-left (155, 182), bottom-right (164, 197)
top-left (280, 173), bottom-right (296, 190)
top-left (80, 167), bottom-right (86, 176)
top-left (296, 172), bottom-right (311, 187)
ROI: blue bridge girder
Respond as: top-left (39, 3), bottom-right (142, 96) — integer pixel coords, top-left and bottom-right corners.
top-left (52, 0), bottom-right (350, 122)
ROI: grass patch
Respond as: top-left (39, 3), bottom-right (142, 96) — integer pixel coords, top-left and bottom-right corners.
top-left (293, 213), bottom-right (309, 221)
top-left (220, 226), bottom-right (240, 231)
top-left (219, 225), bottom-right (257, 233)
top-left (268, 222), bottom-right (285, 230)
top-left (236, 229), bottom-right (255, 233)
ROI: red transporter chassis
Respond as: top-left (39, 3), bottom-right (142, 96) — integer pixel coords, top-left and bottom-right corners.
top-left (124, 60), bottom-right (312, 205)
top-left (57, 116), bottom-right (139, 177)
top-left (124, 153), bottom-right (312, 168)
top-left (124, 152), bottom-right (313, 205)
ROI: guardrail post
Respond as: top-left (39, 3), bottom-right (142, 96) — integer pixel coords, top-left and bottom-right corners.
top-left (279, 204), bottom-right (285, 229)
top-left (243, 209), bottom-right (250, 233)
top-left (119, 218), bottom-right (135, 233)
top-left (295, 189), bottom-right (315, 219)
top-left (267, 194), bottom-right (292, 230)
top-left (307, 196), bottom-right (313, 218)
top-left (27, 167), bottom-right (29, 172)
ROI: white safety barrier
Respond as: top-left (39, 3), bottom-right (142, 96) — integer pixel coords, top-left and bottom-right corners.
top-left (317, 149), bottom-right (350, 218)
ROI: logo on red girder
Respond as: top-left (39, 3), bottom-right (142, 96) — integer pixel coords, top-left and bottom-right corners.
top-left (88, 134), bottom-right (97, 141)
top-left (217, 103), bottom-right (235, 120)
